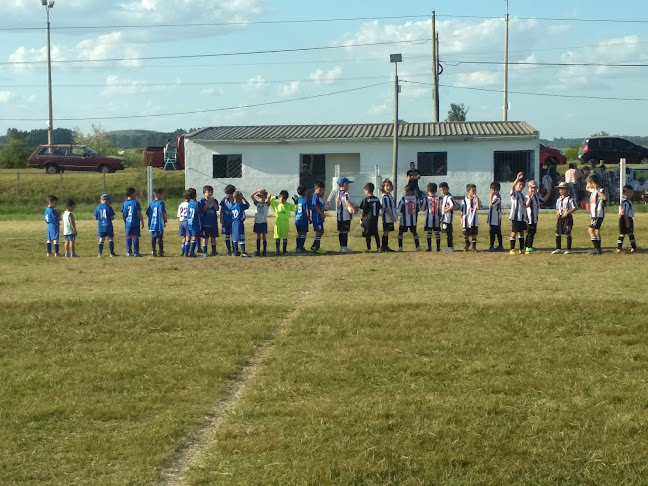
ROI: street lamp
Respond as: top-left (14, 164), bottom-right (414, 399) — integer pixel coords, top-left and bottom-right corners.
top-left (42, 0), bottom-right (55, 145)
top-left (390, 53), bottom-right (402, 196)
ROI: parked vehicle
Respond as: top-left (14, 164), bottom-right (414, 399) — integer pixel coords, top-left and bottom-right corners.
top-left (142, 134), bottom-right (185, 170)
top-left (28, 145), bottom-right (127, 174)
top-left (540, 143), bottom-right (567, 166)
top-left (578, 136), bottom-right (648, 165)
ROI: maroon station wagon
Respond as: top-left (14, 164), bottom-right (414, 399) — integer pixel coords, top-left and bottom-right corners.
top-left (28, 144), bottom-right (127, 174)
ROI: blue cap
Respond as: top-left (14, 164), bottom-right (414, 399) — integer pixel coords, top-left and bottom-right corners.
top-left (337, 177), bottom-right (353, 186)
top-left (101, 194), bottom-right (111, 200)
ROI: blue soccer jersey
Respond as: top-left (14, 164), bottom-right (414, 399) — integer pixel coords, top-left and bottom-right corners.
top-left (200, 198), bottom-right (219, 228)
top-left (146, 200), bottom-right (166, 232)
top-left (94, 203), bottom-right (115, 234)
top-left (311, 193), bottom-right (324, 225)
top-left (121, 199), bottom-right (141, 227)
top-left (220, 197), bottom-right (234, 227)
top-left (295, 196), bottom-right (310, 227)
top-left (231, 202), bottom-right (249, 223)
top-left (44, 207), bottom-right (59, 228)
top-left (187, 200), bottom-right (202, 232)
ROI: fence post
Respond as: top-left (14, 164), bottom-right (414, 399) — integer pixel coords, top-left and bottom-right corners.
top-left (17, 171), bottom-right (20, 202)
top-left (103, 172), bottom-right (107, 194)
top-left (60, 172), bottom-right (64, 199)
top-left (146, 165), bottom-right (153, 206)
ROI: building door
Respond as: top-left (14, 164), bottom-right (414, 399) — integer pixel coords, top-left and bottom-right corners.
top-left (300, 154), bottom-right (326, 184)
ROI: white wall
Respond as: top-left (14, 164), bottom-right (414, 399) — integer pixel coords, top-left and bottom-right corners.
top-left (185, 136), bottom-right (539, 208)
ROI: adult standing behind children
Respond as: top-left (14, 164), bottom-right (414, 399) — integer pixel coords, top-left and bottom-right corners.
top-left (406, 162), bottom-right (423, 200)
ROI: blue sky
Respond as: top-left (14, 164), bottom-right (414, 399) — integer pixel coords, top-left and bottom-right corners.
top-left (1, 0), bottom-right (648, 140)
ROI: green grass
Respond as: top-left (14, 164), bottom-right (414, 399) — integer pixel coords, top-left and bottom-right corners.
top-left (1, 214), bottom-right (647, 485)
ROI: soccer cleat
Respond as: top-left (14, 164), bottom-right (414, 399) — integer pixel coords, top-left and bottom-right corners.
top-left (340, 247), bottom-right (354, 254)
top-left (564, 250), bottom-right (571, 254)
top-left (314, 248), bottom-right (327, 254)
top-left (364, 249), bottom-right (372, 253)
top-left (615, 248), bottom-right (622, 254)
top-left (472, 248), bottom-right (477, 252)
top-left (525, 247), bottom-right (535, 253)
top-left (588, 249), bottom-right (599, 255)
top-left (509, 249), bottom-right (517, 254)
top-left (445, 247), bottom-right (454, 252)
top-left (240, 252), bottom-right (250, 258)
top-left (381, 247), bottom-right (394, 252)
top-left (630, 248), bottom-right (636, 253)
top-left (151, 252), bottom-right (157, 257)
top-left (203, 252), bottom-right (209, 258)
top-left (496, 246), bottom-right (505, 252)
top-left (464, 245), bottom-right (470, 252)
top-left (234, 251), bottom-right (241, 257)
top-left (262, 251), bottom-right (267, 257)
top-left (398, 247), bottom-right (403, 252)
top-left (275, 251), bottom-right (281, 256)
top-left (125, 253), bottom-right (132, 257)
top-left (519, 249), bottom-right (526, 255)
top-left (551, 249), bottom-right (562, 254)
top-left (426, 248), bottom-right (432, 252)
top-left (159, 252), bottom-right (164, 257)
top-left (488, 247), bottom-right (495, 252)
top-left (211, 252), bottom-right (219, 256)
top-left (255, 251), bottom-right (261, 257)
top-left (133, 253), bottom-right (143, 257)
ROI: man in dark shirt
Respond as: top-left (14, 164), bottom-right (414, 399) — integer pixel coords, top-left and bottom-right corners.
top-left (299, 163), bottom-right (314, 199)
top-left (407, 162), bottom-right (423, 200)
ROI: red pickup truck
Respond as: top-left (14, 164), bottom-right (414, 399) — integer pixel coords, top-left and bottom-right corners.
top-left (142, 134), bottom-right (185, 169)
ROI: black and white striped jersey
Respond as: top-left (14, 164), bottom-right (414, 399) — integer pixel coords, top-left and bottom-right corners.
top-left (509, 189), bottom-right (526, 222)
top-left (460, 197), bottom-right (479, 228)
top-left (337, 190), bottom-right (352, 222)
top-left (556, 195), bottom-right (576, 215)
top-left (526, 193), bottom-right (541, 225)
top-left (423, 195), bottom-right (441, 228)
top-left (487, 194), bottom-right (501, 226)
top-left (589, 190), bottom-right (605, 218)
top-left (381, 193), bottom-right (397, 224)
top-left (441, 193), bottom-right (454, 224)
top-left (397, 195), bottom-right (421, 227)
top-left (619, 198), bottom-right (634, 218)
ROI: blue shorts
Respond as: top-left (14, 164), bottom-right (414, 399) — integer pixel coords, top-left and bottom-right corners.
top-left (188, 227), bottom-right (200, 238)
top-left (64, 235), bottom-right (75, 242)
top-left (295, 224), bottom-right (309, 234)
top-left (253, 222), bottom-right (268, 234)
top-left (312, 222), bottom-right (324, 233)
top-left (200, 226), bottom-right (219, 238)
top-left (178, 220), bottom-right (188, 237)
top-left (46, 226), bottom-right (59, 241)
top-left (232, 221), bottom-right (245, 243)
top-left (98, 230), bottom-right (114, 238)
top-left (150, 230), bottom-right (164, 238)
top-left (221, 222), bottom-right (232, 236)
top-left (125, 226), bottom-right (141, 237)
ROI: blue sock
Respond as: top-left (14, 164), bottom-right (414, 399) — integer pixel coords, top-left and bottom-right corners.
top-left (98, 242), bottom-right (104, 255)
top-left (276, 239), bottom-right (280, 252)
top-left (211, 244), bottom-right (216, 255)
top-left (126, 237), bottom-right (132, 254)
top-left (257, 239), bottom-right (261, 252)
top-left (109, 241), bottom-right (115, 254)
top-left (151, 237), bottom-right (157, 253)
top-left (203, 244), bottom-right (208, 254)
top-left (133, 239), bottom-right (140, 255)
top-left (54, 243), bottom-right (59, 254)
top-left (263, 240), bottom-right (267, 253)
top-left (189, 240), bottom-right (197, 255)
top-left (225, 236), bottom-right (232, 254)
top-left (181, 241), bottom-right (186, 255)
top-left (233, 242), bottom-right (239, 254)
top-left (240, 243), bottom-right (246, 254)
top-left (47, 242), bottom-right (52, 254)
top-left (283, 239), bottom-right (288, 253)
top-left (158, 238), bottom-right (164, 254)
top-left (296, 236), bottom-right (300, 249)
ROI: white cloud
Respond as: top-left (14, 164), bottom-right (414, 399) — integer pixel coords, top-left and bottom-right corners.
top-left (456, 71), bottom-right (499, 88)
top-left (102, 75), bottom-right (148, 95)
top-left (309, 66), bottom-right (342, 84)
top-left (0, 91), bottom-right (15, 103)
top-left (279, 81), bottom-right (300, 97)
top-left (200, 87), bottom-right (224, 96)
top-left (245, 75), bottom-right (267, 90)
top-left (368, 102), bottom-right (388, 115)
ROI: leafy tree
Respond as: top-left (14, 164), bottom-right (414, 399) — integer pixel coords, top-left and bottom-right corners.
top-left (0, 130), bottom-right (32, 168)
top-left (591, 131), bottom-right (610, 137)
top-left (73, 124), bottom-right (120, 155)
top-left (445, 103), bottom-right (469, 122)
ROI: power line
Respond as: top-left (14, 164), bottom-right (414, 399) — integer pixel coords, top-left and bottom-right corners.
top-left (0, 38), bottom-right (431, 66)
top-left (441, 60), bottom-right (648, 68)
top-left (0, 82), bottom-right (388, 121)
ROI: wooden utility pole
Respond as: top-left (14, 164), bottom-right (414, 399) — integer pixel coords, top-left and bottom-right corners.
top-left (432, 11), bottom-right (439, 122)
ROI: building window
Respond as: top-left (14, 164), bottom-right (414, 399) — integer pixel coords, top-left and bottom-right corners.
top-left (212, 154), bottom-right (242, 178)
top-left (417, 152), bottom-right (447, 176)
top-left (494, 150), bottom-right (534, 183)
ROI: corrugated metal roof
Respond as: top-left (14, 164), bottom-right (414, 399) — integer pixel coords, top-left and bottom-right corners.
top-left (187, 122), bottom-right (538, 142)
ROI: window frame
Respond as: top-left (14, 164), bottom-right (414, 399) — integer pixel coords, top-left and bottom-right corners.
top-left (212, 153), bottom-right (243, 179)
top-left (416, 151), bottom-right (448, 176)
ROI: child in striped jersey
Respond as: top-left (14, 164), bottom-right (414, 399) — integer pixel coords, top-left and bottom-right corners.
top-left (487, 182), bottom-right (504, 252)
top-left (424, 182), bottom-right (441, 252)
top-left (310, 181), bottom-right (327, 254)
top-left (439, 182), bottom-right (455, 251)
top-left (336, 177), bottom-right (357, 253)
top-left (177, 191), bottom-right (190, 256)
top-left (552, 182), bottom-right (577, 254)
top-left (586, 174), bottom-right (607, 255)
top-left (524, 180), bottom-right (547, 253)
top-left (509, 172), bottom-right (527, 254)
top-left (617, 185), bottom-right (637, 253)
top-left (460, 184), bottom-right (480, 252)
top-left (359, 182), bottom-right (382, 251)
top-left (397, 184), bottom-right (421, 251)
top-left (380, 179), bottom-right (397, 252)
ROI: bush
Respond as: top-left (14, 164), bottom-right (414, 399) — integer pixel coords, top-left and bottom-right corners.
top-left (0, 133), bottom-right (31, 169)
top-left (564, 147), bottom-right (579, 162)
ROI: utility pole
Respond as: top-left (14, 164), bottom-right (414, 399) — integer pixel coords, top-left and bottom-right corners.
top-left (390, 54), bottom-right (402, 196)
top-left (432, 11), bottom-right (439, 122)
top-left (503, 0), bottom-right (510, 121)
top-left (42, 0), bottom-right (55, 145)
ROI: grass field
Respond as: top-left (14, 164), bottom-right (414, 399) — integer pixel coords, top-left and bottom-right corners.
top-left (1, 213), bottom-right (648, 485)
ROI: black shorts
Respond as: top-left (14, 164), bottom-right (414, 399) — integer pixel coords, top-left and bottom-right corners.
top-left (362, 219), bottom-right (379, 237)
top-left (589, 217), bottom-right (604, 230)
top-left (337, 220), bottom-right (351, 233)
top-left (511, 220), bottom-right (527, 233)
top-left (556, 216), bottom-right (573, 235)
top-left (462, 226), bottom-right (478, 236)
top-left (399, 225), bottom-right (418, 234)
top-left (382, 222), bottom-right (395, 232)
top-left (424, 225), bottom-right (441, 232)
top-left (526, 223), bottom-right (537, 233)
top-left (619, 217), bottom-right (634, 235)
top-left (441, 222), bottom-right (453, 234)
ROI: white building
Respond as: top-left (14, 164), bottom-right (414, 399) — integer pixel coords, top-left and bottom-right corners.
top-left (184, 122), bottom-right (539, 206)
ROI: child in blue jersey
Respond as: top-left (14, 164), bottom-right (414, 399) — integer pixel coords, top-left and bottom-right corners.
top-left (231, 191), bottom-right (251, 257)
top-left (186, 187), bottom-right (202, 257)
top-left (44, 195), bottom-right (60, 257)
top-left (487, 182), bottom-right (504, 252)
top-left (251, 189), bottom-right (270, 256)
top-left (220, 184), bottom-right (236, 255)
top-left (146, 187), bottom-right (167, 257)
top-left (200, 185), bottom-right (219, 257)
top-left (397, 184), bottom-right (421, 251)
top-left (310, 181), bottom-right (327, 254)
top-left (177, 191), bottom-right (190, 256)
top-left (94, 193), bottom-right (117, 257)
top-left (294, 185), bottom-right (310, 253)
top-left (121, 187), bottom-right (145, 257)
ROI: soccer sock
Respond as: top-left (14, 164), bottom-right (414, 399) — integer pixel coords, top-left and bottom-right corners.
top-left (595, 238), bottom-right (601, 250)
top-left (382, 235), bottom-right (388, 249)
top-left (98, 242), bottom-right (104, 255)
top-left (189, 240), bottom-right (197, 255)
top-left (283, 239), bottom-right (288, 253)
top-left (263, 240), bottom-right (267, 253)
top-left (447, 233), bottom-right (453, 248)
top-left (211, 244), bottom-right (216, 255)
top-left (276, 239), bottom-right (280, 252)
top-left (47, 242), bottom-right (52, 254)
top-left (413, 232), bottom-right (419, 248)
top-left (240, 242), bottom-right (246, 254)
top-left (225, 235), bottom-right (232, 254)
top-left (398, 232), bottom-right (404, 249)
top-left (109, 241), bottom-right (115, 254)
top-left (233, 242), bottom-right (239, 254)
top-left (134, 239), bottom-right (140, 255)
top-left (159, 238), bottom-right (164, 254)
top-left (427, 231), bottom-right (432, 250)
top-left (257, 239), bottom-right (261, 253)
top-left (618, 236), bottom-right (624, 249)
top-left (436, 232), bottom-right (441, 251)
top-left (526, 227), bottom-right (536, 248)
top-left (181, 241), bottom-right (186, 255)
top-left (497, 229), bottom-right (503, 247)
top-left (555, 235), bottom-right (561, 250)
top-left (464, 236), bottom-right (470, 249)
top-left (630, 234), bottom-right (636, 250)
top-left (518, 236), bottom-right (525, 250)
top-left (489, 227), bottom-right (496, 248)
top-left (375, 234), bottom-right (381, 249)
top-left (296, 235), bottom-right (300, 250)
top-left (126, 237), bottom-right (132, 254)
top-left (54, 243), bottom-right (59, 255)
top-left (472, 238), bottom-right (477, 250)
top-left (567, 235), bottom-right (572, 250)
top-left (314, 236), bottom-right (321, 249)
top-left (366, 236), bottom-right (372, 250)
top-left (510, 237), bottom-right (516, 250)
top-left (203, 244), bottom-right (208, 254)
top-left (591, 237), bottom-right (597, 248)
top-left (151, 237), bottom-right (157, 253)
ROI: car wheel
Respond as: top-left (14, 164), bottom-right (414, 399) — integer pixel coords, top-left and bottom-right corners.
top-left (98, 164), bottom-right (113, 174)
top-left (45, 163), bottom-right (60, 174)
